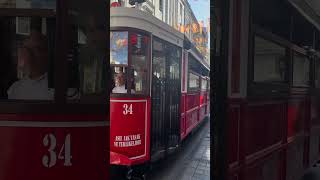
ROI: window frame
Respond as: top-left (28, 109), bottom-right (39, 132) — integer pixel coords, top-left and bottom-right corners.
top-left (0, 7), bottom-right (58, 113)
top-left (110, 27), bottom-right (151, 98)
top-left (248, 25), bottom-right (291, 97)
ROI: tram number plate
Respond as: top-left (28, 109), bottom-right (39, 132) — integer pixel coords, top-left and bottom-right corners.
top-left (42, 134), bottom-right (72, 168)
top-left (123, 104), bottom-right (133, 115)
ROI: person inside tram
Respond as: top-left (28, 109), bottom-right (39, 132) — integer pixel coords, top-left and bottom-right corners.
top-left (112, 72), bottom-right (135, 93)
top-left (112, 72), bottom-right (127, 93)
top-left (7, 30), bottom-right (53, 100)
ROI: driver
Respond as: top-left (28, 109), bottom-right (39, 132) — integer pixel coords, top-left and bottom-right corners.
top-left (112, 72), bottom-right (127, 93)
top-left (7, 30), bottom-right (53, 100)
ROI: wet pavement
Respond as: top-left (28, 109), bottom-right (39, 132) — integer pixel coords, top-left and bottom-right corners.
top-left (146, 118), bottom-right (210, 180)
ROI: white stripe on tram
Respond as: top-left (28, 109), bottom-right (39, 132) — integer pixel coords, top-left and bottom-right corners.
top-left (0, 121), bottom-right (110, 127)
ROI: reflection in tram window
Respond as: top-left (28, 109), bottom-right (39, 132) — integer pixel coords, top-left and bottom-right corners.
top-left (152, 39), bottom-right (166, 80)
top-left (315, 60), bottom-right (320, 88)
top-left (293, 53), bottom-right (310, 87)
top-left (254, 36), bottom-right (287, 82)
top-left (201, 79), bottom-right (207, 90)
top-left (130, 33), bottom-right (148, 94)
top-left (110, 31), bottom-right (129, 94)
top-left (110, 31), bottom-right (128, 65)
top-left (110, 31), bottom-right (149, 95)
top-left (189, 73), bottom-right (200, 90)
top-left (0, 16), bottom-right (56, 100)
top-left (67, 0), bottom-right (108, 97)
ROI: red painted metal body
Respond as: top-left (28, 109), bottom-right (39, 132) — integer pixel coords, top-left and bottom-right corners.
top-left (110, 91), bottom-right (210, 166)
top-left (110, 97), bottom-right (151, 166)
top-left (0, 114), bottom-right (108, 180)
top-left (225, 0), bottom-right (320, 179)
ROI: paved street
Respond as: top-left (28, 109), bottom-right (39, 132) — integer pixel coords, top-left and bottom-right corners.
top-left (146, 118), bottom-right (210, 180)
top-left (300, 163), bottom-right (320, 180)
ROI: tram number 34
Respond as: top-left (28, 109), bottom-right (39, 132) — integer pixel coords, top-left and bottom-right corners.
top-left (42, 134), bottom-right (72, 168)
top-left (123, 104), bottom-right (133, 115)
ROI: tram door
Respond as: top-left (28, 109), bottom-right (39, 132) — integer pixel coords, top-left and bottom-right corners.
top-left (151, 37), bottom-right (181, 160)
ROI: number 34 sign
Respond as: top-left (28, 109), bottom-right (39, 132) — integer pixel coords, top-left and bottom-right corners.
top-left (123, 104), bottom-right (133, 115)
top-left (42, 134), bottom-right (72, 168)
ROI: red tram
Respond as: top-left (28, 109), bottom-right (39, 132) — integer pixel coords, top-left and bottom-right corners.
top-left (110, 7), bottom-right (210, 176)
top-left (0, 1), bottom-right (108, 179)
top-left (213, 0), bottom-right (320, 179)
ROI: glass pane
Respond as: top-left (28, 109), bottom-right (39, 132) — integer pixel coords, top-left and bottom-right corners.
top-left (111, 31), bottom-right (128, 65)
top-left (0, 16), bottom-right (56, 100)
top-left (130, 33), bottom-right (148, 94)
top-left (202, 79), bottom-right (207, 90)
top-left (189, 73), bottom-right (199, 89)
top-left (167, 44), bottom-right (180, 80)
top-left (315, 60), bottom-right (320, 88)
top-left (67, 0), bottom-right (108, 97)
top-left (111, 66), bottom-right (128, 94)
top-left (293, 53), bottom-right (310, 86)
top-left (254, 36), bottom-right (287, 82)
top-left (0, 0), bottom-right (56, 9)
top-left (152, 39), bottom-right (166, 81)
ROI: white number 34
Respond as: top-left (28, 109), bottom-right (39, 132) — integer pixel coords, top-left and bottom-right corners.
top-left (42, 134), bottom-right (72, 168)
top-left (123, 104), bottom-right (133, 115)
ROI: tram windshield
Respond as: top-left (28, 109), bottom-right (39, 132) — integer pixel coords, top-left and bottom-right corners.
top-left (110, 31), bottom-right (149, 95)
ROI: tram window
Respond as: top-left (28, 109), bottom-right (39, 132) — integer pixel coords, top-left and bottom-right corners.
top-left (110, 31), bottom-right (129, 94)
top-left (66, 0), bottom-right (108, 98)
top-left (315, 59), bottom-right (320, 88)
top-left (110, 31), bottom-right (128, 65)
top-left (254, 36), bottom-right (287, 82)
top-left (293, 53), bottom-right (310, 87)
top-left (152, 39), bottom-right (165, 77)
top-left (110, 31), bottom-right (149, 95)
top-left (188, 72), bottom-right (200, 91)
top-left (0, 16), bottom-right (56, 100)
top-left (201, 79), bottom-right (207, 90)
top-left (130, 33), bottom-right (148, 94)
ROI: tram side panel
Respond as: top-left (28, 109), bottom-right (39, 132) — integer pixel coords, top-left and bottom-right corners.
top-left (286, 97), bottom-right (308, 180)
top-left (309, 97), bottom-right (320, 167)
top-left (199, 86), bottom-right (208, 123)
top-left (110, 98), bottom-right (151, 166)
top-left (0, 114), bottom-right (107, 180)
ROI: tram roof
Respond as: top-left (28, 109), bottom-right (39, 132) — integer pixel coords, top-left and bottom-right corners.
top-left (111, 7), bottom-right (185, 48)
top-left (110, 7), bottom-right (210, 71)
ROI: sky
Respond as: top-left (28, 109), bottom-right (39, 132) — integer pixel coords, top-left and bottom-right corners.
top-left (187, 0), bottom-right (210, 48)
